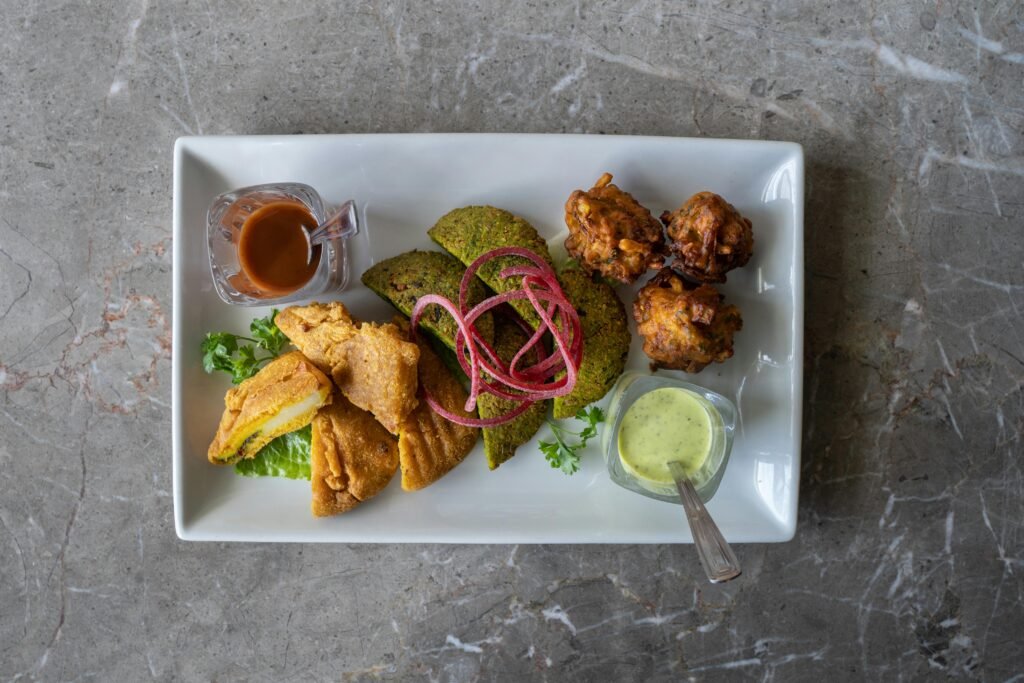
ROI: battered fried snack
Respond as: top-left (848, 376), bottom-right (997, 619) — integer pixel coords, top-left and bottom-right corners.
top-left (633, 268), bottom-right (742, 373)
top-left (361, 250), bottom-right (494, 352)
top-left (276, 302), bottom-right (420, 434)
top-left (428, 206), bottom-right (553, 329)
top-left (395, 323), bottom-right (479, 491)
top-left (208, 351), bottom-right (333, 464)
top-left (478, 318), bottom-right (548, 469)
top-left (661, 191), bottom-right (753, 283)
top-left (552, 264), bottom-right (630, 419)
top-left (311, 397), bottom-right (399, 516)
top-left (564, 172), bottom-right (665, 283)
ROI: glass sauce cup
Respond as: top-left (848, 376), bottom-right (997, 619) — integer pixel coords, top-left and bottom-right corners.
top-left (207, 183), bottom-right (358, 306)
top-left (602, 372), bottom-right (737, 504)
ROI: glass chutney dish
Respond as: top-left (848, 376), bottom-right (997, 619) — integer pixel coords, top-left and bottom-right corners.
top-left (206, 182), bottom-right (358, 306)
top-left (602, 372), bottom-right (737, 504)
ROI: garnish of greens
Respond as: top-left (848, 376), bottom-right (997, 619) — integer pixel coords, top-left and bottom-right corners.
top-left (201, 309), bottom-right (289, 384)
top-left (539, 406), bottom-right (605, 475)
top-left (235, 425), bottom-right (312, 479)
top-left (201, 309), bottom-right (313, 478)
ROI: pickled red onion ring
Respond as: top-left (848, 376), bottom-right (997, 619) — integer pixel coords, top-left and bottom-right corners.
top-left (409, 247), bottom-right (582, 427)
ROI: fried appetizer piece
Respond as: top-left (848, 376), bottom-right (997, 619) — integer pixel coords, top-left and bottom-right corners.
top-left (552, 264), bottom-right (631, 419)
top-left (208, 351), bottom-right (332, 464)
top-left (277, 303), bottom-right (420, 434)
top-left (661, 191), bottom-right (753, 283)
top-left (564, 172), bottom-right (665, 284)
top-left (633, 268), bottom-right (742, 373)
top-left (311, 397), bottom-right (399, 516)
top-left (396, 327), bottom-right (479, 491)
top-left (361, 250), bottom-right (494, 352)
top-left (477, 318), bottom-right (548, 469)
top-left (428, 206), bottom-right (553, 329)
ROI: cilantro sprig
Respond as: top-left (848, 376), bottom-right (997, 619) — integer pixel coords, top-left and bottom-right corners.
top-left (539, 406), bottom-right (605, 475)
top-left (201, 309), bottom-right (289, 384)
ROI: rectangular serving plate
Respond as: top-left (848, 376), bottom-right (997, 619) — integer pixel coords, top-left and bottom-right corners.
top-left (172, 134), bottom-right (803, 543)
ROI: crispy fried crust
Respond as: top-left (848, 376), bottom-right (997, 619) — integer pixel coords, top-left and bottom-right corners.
top-left (277, 302), bottom-right (420, 434)
top-left (207, 351), bottom-right (333, 464)
top-left (552, 265), bottom-right (630, 419)
top-left (633, 268), bottom-right (743, 373)
top-left (396, 330), bottom-right (479, 491)
top-left (564, 172), bottom-right (665, 284)
top-left (427, 206), bottom-right (553, 329)
top-left (661, 191), bottom-right (753, 283)
top-left (361, 250), bottom-right (495, 351)
top-left (477, 318), bottom-right (548, 469)
top-left (311, 397), bottom-right (399, 517)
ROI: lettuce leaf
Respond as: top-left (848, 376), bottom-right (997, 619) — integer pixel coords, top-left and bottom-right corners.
top-left (234, 425), bottom-right (312, 480)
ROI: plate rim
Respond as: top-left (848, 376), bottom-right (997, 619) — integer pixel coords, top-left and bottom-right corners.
top-left (172, 133), bottom-right (805, 543)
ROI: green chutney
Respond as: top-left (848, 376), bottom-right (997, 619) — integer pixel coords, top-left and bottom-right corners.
top-left (617, 387), bottom-right (713, 485)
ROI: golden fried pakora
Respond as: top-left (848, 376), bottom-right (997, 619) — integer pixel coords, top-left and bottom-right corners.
top-left (633, 268), bottom-right (742, 373)
top-left (276, 302), bottom-right (420, 434)
top-left (395, 323), bottom-right (479, 491)
top-left (208, 351), bottom-right (333, 464)
top-left (661, 191), bottom-right (753, 283)
top-left (310, 397), bottom-right (399, 517)
top-left (564, 172), bottom-right (665, 283)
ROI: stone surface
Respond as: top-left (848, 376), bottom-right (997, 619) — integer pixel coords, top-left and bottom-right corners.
top-left (1, 1), bottom-right (1022, 680)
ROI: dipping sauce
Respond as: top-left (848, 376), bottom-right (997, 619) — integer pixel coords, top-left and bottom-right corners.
top-left (617, 387), bottom-right (713, 486)
top-left (237, 201), bottom-right (320, 295)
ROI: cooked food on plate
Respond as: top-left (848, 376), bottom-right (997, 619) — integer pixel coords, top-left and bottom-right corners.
top-left (199, 177), bottom-right (761, 519)
top-left (552, 264), bottom-right (630, 419)
top-left (633, 267), bottom-right (743, 373)
top-left (361, 249), bottom-right (494, 351)
top-left (661, 191), bottom-right (753, 283)
top-left (396, 324), bottom-right (480, 490)
top-left (477, 317), bottom-right (549, 470)
top-left (207, 351), bottom-right (332, 464)
top-left (428, 206), bottom-right (553, 328)
top-left (276, 302), bottom-right (420, 434)
top-left (564, 172), bottom-right (664, 284)
top-left (311, 397), bottom-right (399, 516)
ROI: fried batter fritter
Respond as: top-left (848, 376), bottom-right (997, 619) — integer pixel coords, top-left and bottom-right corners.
top-left (661, 191), bottom-right (753, 283)
top-left (633, 268), bottom-right (742, 373)
top-left (395, 324), bottom-right (479, 491)
top-left (208, 351), bottom-right (333, 464)
top-left (564, 172), bottom-right (665, 284)
top-left (310, 397), bottom-right (398, 517)
top-left (277, 302), bottom-right (420, 434)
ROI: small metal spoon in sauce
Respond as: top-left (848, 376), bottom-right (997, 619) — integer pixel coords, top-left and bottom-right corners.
top-left (303, 200), bottom-right (360, 264)
top-left (667, 461), bottom-right (741, 583)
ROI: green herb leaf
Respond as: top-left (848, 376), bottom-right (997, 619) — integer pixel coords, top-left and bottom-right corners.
top-left (201, 332), bottom-right (238, 374)
top-left (540, 438), bottom-right (579, 475)
top-left (539, 405), bottom-right (605, 475)
top-left (200, 312), bottom-right (290, 383)
top-left (231, 344), bottom-right (262, 384)
top-left (250, 309), bottom-right (288, 355)
top-left (234, 425), bottom-right (312, 479)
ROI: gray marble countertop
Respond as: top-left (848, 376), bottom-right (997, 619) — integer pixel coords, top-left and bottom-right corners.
top-left (2, 1), bottom-right (1022, 681)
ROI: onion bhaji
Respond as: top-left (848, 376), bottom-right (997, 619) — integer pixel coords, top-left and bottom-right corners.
top-left (564, 172), bottom-right (665, 283)
top-left (633, 268), bottom-right (743, 373)
top-left (661, 191), bottom-right (753, 283)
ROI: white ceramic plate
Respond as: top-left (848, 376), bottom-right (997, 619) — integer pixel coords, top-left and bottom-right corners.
top-left (172, 134), bottom-right (804, 543)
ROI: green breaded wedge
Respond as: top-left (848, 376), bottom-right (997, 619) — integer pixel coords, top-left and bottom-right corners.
top-left (361, 250), bottom-right (494, 351)
top-left (428, 206), bottom-right (554, 329)
top-left (478, 318), bottom-right (548, 469)
top-left (552, 265), bottom-right (630, 419)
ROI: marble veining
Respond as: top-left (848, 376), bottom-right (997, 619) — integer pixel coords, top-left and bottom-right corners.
top-left (1, 0), bottom-right (1022, 680)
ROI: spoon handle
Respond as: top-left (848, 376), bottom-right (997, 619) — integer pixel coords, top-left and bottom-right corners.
top-left (308, 200), bottom-right (359, 245)
top-left (668, 462), bottom-right (741, 583)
